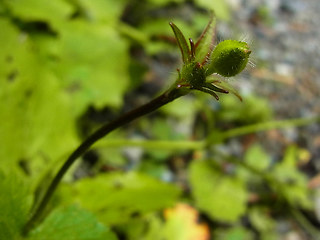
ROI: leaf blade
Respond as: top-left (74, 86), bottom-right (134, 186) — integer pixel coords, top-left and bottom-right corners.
top-left (28, 205), bottom-right (118, 240)
top-left (74, 172), bottom-right (181, 225)
top-left (189, 160), bottom-right (248, 222)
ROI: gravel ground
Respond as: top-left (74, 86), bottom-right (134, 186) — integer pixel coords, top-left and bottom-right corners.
top-left (218, 1), bottom-right (320, 232)
top-left (226, 0), bottom-right (320, 115)
top-left (215, 0), bottom-right (320, 169)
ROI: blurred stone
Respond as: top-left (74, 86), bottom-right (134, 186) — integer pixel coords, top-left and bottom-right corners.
top-left (275, 62), bottom-right (294, 76)
top-left (284, 232), bottom-right (302, 240)
top-left (123, 146), bottom-right (144, 167)
top-left (227, 0), bottom-right (241, 10)
top-left (265, 0), bottom-right (281, 11)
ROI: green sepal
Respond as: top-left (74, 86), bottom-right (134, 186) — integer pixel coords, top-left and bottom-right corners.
top-left (208, 78), bottom-right (243, 101)
top-left (194, 12), bottom-right (216, 64)
top-left (203, 82), bottom-right (228, 94)
top-left (169, 22), bottom-right (191, 63)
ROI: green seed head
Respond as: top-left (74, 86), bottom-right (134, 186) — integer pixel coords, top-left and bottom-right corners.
top-left (206, 40), bottom-right (251, 77)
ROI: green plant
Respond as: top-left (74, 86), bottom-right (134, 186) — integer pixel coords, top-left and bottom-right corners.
top-left (21, 13), bottom-right (251, 235)
top-left (1, 1), bottom-right (319, 239)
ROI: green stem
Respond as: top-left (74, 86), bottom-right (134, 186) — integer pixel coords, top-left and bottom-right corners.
top-left (93, 116), bottom-right (319, 151)
top-left (291, 209), bottom-right (320, 239)
top-left (93, 139), bottom-right (205, 150)
top-left (22, 87), bottom-right (186, 235)
top-left (220, 116), bottom-right (320, 140)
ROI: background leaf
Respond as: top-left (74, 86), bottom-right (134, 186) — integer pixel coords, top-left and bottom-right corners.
top-left (0, 169), bottom-right (31, 240)
top-left (194, 0), bottom-right (230, 20)
top-left (72, 0), bottom-right (126, 24)
top-left (53, 20), bottom-right (130, 113)
top-left (73, 172), bottom-right (181, 225)
top-left (121, 204), bottom-right (210, 240)
top-left (271, 146), bottom-right (312, 209)
top-left (162, 203), bottom-right (210, 240)
top-left (5, 0), bottom-right (74, 26)
top-left (244, 144), bottom-right (270, 172)
top-left (28, 205), bottom-right (118, 240)
top-left (0, 19), bottom-right (78, 170)
top-left (189, 160), bottom-right (248, 222)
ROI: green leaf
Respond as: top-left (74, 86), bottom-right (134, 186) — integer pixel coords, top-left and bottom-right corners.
top-left (238, 144), bottom-right (271, 185)
top-left (123, 204), bottom-right (210, 240)
top-left (54, 20), bottom-right (130, 112)
top-left (74, 172), bottom-right (181, 225)
top-left (245, 144), bottom-right (270, 172)
top-left (5, 0), bottom-right (74, 27)
top-left (73, 0), bottom-right (126, 24)
top-left (0, 19), bottom-right (78, 170)
top-left (31, 19), bottom-right (130, 115)
top-left (0, 169), bottom-right (31, 240)
top-left (127, 215), bottom-right (163, 240)
top-left (169, 22), bottom-right (191, 63)
top-left (28, 205), bottom-right (117, 240)
top-left (195, 0), bottom-right (230, 21)
top-left (271, 146), bottom-right (312, 208)
top-left (189, 160), bottom-right (248, 222)
top-left (214, 226), bottom-right (254, 240)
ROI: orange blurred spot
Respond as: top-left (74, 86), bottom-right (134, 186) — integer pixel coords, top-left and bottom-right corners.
top-left (164, 203), bottom-right (210, 240)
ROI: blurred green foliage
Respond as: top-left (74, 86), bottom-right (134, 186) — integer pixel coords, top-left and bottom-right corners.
top-left (190, 160), bottom-right (248, 222)
top-left (28, 205), bottom-right (118, 240)
top-left (72, 172), bottom-right (181, 225)
top-left (0, 0), bottom-right (316, 239)
top-left (0, 169), bottom-right (31, 240)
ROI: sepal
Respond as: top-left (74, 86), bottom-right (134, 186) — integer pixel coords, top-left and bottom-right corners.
top-left (169, 22), bottom-right (191, 63)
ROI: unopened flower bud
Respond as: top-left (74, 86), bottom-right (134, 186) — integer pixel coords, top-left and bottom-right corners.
top-left (206, 40), bottom-right (251, 77)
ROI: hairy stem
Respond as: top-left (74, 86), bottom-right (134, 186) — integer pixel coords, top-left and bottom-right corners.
top-left (22, 87), bottom-right (186, 235)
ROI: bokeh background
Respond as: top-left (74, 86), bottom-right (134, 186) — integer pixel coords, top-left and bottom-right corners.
top-left (1, 0), bottom-right (319, 239)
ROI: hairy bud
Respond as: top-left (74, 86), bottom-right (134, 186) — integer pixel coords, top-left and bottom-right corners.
top-left (206, 40), bottom-right (251, 77)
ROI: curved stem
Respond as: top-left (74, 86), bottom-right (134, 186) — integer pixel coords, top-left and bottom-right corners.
top-left (22, 87), bottom-right (186, 235)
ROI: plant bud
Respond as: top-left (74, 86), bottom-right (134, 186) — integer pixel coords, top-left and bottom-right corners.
top-left (206, 40), bottom-right (251, 77)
